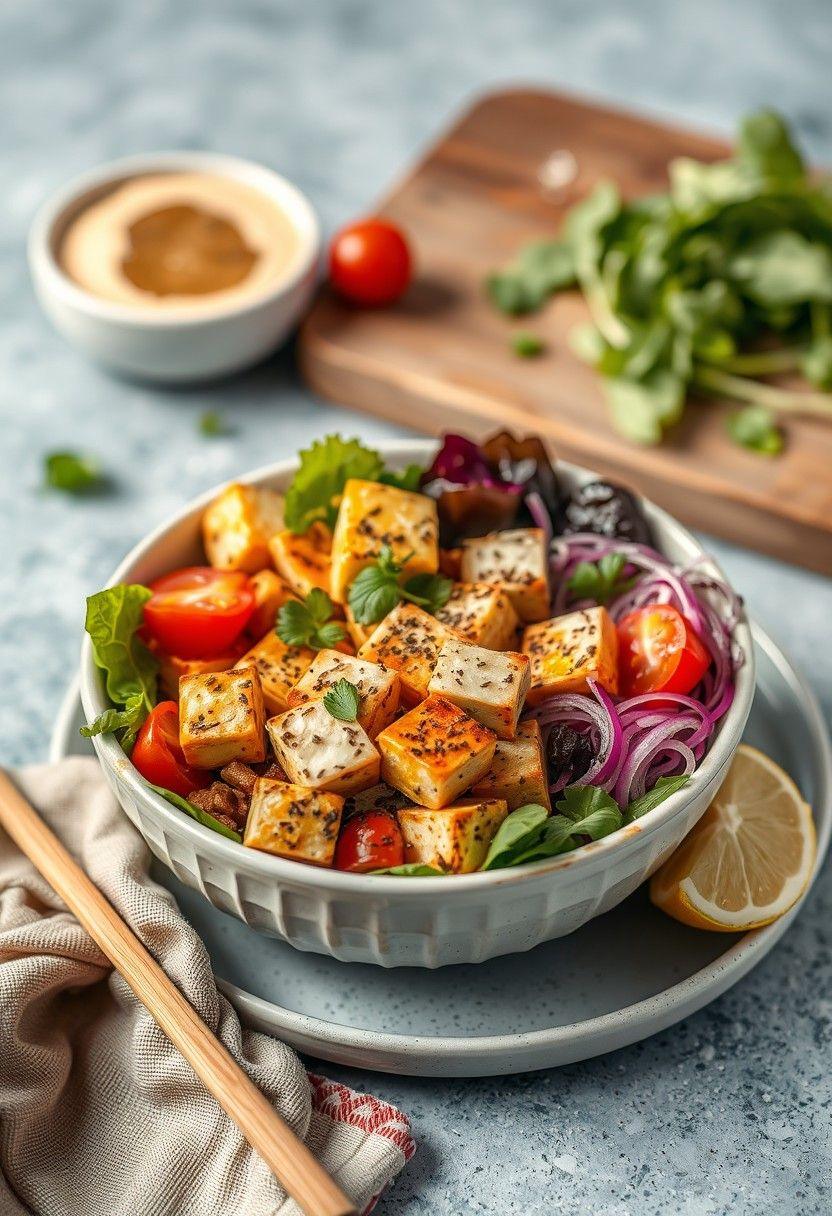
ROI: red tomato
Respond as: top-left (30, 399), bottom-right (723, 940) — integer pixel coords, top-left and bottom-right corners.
top-left (144, 567), bottom-right (254, 659)
top-left (334, 811), bottom-right (405, 873)
top-left (132, 701), bottom-right (211, 796)
top-left (329, 218), bottom-right (412, 306)
top-left (617, 604), bottom-right (711, 698)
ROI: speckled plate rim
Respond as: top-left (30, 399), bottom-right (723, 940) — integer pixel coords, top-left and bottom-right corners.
top-left (52, 621), bottom-right (832, 1076)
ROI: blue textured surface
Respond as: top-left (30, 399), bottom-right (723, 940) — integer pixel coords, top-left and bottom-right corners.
top-left (1, 2), bottom-right (830, 1212)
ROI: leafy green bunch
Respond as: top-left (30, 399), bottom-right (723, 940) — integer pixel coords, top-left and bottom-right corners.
top-left (488, 109), bottom-right (832, 450)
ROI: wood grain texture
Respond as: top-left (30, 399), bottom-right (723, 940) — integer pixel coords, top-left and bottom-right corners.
top-left (0, 770), bottom-right (356, 1216)
top-left (300, 88), bottom-right (832, 574)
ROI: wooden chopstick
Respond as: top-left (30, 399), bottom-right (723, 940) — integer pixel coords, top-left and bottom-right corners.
top-left (0, 769), bottom-right (357, 1216)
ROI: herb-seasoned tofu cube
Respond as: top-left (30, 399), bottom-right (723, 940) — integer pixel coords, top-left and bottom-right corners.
top-left (345, 604), bottom-right (375, 650)
top-left (244, 778), bottom-right (343, 866)
top-left (179, 665), bottom-right (266, 768)
top-left (460, 529), bottom-right (550, 622)
top-left (523, 606), bottom-right (619, 704)
top-left (287, 650), bottom-right (400, 738)
top-left (358, 603), bottom-right (463, 705)
top-left (428, 639), bottom-right (530, 739)
top-left (436, 582), bottom-right (520, 650)
top-left (235, 633), bottom-right (315, 715)
top-left (376, 695), bottom-right (496, 809)
top-left (246, 569), bottom-right (298, 639)
top-left (398, 799), bottom-right (509, 873)
top-left (268, 523), bottom-right (334, 601)
top-left (471, 720), bottom-right (551, 811)
top-left (202, 484), bottom-right (285, 573)
top-left (330, 479), bottom-right (439, 603)
top-left (266, 700), bottom-right (380, 795)
top-left (345, 781), bottom-right (412, 817)
top-left (155, 645), bottom-right (245, 700)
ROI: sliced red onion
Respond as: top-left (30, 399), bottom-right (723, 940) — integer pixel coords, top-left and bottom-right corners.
top-left (525, 490), bottom-right (552, 546)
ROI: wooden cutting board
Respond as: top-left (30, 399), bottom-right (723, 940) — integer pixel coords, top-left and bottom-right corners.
top-left (299, 88), bottom-right (832, 574)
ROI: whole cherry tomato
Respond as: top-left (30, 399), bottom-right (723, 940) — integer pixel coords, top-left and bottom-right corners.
top-left (131, 701), bottom-right (211, 796)
top-left (328, 218), bottom-right (412, 306)
top-left (334, 811), bottom-right (405, 873)
top-left (143, 566), bottom-right (254, 659)
top-left (617, 604), bottom-right (710, 698)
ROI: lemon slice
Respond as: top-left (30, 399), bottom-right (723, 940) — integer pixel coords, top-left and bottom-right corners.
top-left (650, 744), bottom-right (816, 932)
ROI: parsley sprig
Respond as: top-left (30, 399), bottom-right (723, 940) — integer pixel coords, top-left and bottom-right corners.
top-left (323, 679), bottom-right (361, 722)
top-left (566, 552), bottom-right (636, 605)
top-left (276, 588), bottom-right (346, 649)
top-left (348, 546), bottom-right (453, 624)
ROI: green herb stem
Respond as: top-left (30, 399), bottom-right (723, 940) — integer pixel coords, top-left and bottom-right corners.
top-left (692, 364), bottom-right (832, 417)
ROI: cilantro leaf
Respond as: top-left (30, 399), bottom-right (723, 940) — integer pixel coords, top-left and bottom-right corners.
top-left (487, 240), bottom-right (576, 315)
top-left (347, 546), bottom-right (453, 624)
top-left (726, 405), bottom-right (784, 455)
top-left (566, 552), bottom-right (636, 605)
top-left (511, 331), bottom-right (545, 358)
top-left (276, 589), bottom-right (346, 649)
top-left (81, 586), bottom-right (158, 750)
top-left (284, 435), bottom-right (385, 533)
top-left (44, 451), bottom-right (105, 495)
top-left (323, 678), bottom-right (361, 722)
top-left (624, 775), bottom-right (691, 822)
top-left (198, 410), bottom-right (232, 437)
top-left (370, 863), bottom-right (445, 876)
top-left (149, 783), bottom-right (242, 842)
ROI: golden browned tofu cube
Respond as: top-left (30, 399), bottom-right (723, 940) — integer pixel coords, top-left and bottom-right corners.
top-left (287, 650), bottom-right (400, 738)
top-left (235, 633), bottom-right (315, 715)
top-left (398, 799), bottom-right (509, 873)
top-left (246, 569), bottom-right (298, 640)
top-left (202, 484), bottom-right (285, 573)
top-left (345, 604), bottom-right (375, 649)
top-left (471, 720), bottom-right (551, 811)
top-left (179, 665), bottom-right (266, 768)
top-left (244, 778), bottom-right (343, 867)
top-left (523, 606), bottom-right (619, 704)
top-left (428, 639), bottom-right (530, 739)
top-left (460, 529), bottom-right (550, 622)
top-left (376, 695), bottom-right (496, 809)
top-left (268, 522), bottom-right (334, 600)
top-left (266, 700), bottom-right (380, 795)
top-left (436, 582), bottom-right (519, 650)
top-left (358, 603), bottom-right (463, 705)
top-left (329, 479), bottom-right (439, 603)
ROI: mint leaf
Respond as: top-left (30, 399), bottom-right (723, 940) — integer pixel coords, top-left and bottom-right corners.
top-left (370, 863), bottom-right (445, 876)
top-left (481, 803), bottom-right (551, 870)
top-left (726, 405), bottom-right (784, 455)
top-left (624, 775), bottom-right (691, 822)
top-left (148, 783), bottom-right (242, 843)
top-left (276, 589), bottom-right (346, 649)
top-left (82, 585), bottom-right (158, 749)
top-left (44, 451), bottom-right (105, 495)
top-left (323, 678), bottom-right (361, 722)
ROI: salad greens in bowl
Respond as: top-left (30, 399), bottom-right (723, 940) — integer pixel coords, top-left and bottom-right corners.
top-left (79, 431), bottom-right (754, 967)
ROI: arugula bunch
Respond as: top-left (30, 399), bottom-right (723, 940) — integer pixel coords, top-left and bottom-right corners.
top-left (488, 109), bottom-right (832, 448)
top-left (348, 545), bottom-right (452, 624)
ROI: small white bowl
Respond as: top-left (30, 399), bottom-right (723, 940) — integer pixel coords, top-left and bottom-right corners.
top-left (28, 152), bottom-right (321, 383)
top-left (79, 442), bottom-right (755, 968)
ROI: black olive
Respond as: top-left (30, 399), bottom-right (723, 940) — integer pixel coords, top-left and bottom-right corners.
top-left (561, 480), bottom-right (651, 545)
top-left (545, 724), bottom-right (595, 784)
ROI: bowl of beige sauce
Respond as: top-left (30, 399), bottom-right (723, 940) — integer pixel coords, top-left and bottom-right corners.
top-left (29, 152), bottom-right (321, 382)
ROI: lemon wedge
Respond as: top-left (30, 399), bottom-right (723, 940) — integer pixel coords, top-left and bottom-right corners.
top-left (650, 744), bottom-right (816, 932)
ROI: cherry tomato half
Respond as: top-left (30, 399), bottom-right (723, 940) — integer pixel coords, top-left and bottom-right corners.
top-left (143, 566), bottom-right (254, 659)
top-left (334, 811), bottom-right (405, 873)
top-left (132, 701), bottom-right (211, 796)
top-left (328, 218), bottom-right (412, 306)
top-left (617, 604), bottom-right (711, 698)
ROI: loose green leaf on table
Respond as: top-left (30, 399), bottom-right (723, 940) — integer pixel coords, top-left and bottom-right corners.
top-left (81, 585), bottom-right (158, 749)
top-left (726, 405), bottom-right (784, 455)
top-left (149, 783), bottom-right (242, 843)
top-left (276, 588), bottom-right (346, 649)
top-left (198, 410), bottom-right (232, 437)
top-left (44, 451), bottom-right (105, 495)
top-left (323, 678), bottom-right (361, 722)
top-left (511, 331), bottom-right (545, 358)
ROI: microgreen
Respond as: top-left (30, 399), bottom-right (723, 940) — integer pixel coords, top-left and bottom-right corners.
top-left (276, 588), bottom-right (346, 650)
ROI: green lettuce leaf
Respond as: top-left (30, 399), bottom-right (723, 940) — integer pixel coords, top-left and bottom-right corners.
top-left (81, 585), bottom-right (158, 749)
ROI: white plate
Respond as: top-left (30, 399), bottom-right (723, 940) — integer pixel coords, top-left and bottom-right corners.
top-left (54, 622), bottom-right (831, 1077)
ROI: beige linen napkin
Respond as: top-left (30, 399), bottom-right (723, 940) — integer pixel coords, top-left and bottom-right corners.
top-left (0, 758), bottom-right (413, 1216)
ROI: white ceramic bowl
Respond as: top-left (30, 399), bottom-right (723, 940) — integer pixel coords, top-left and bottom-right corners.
top-left (79, 442), bottom-right (755, 967)
top-left (28, 152), bottom-right (321, 383)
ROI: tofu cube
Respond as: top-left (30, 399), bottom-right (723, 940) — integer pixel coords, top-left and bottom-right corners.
top-left (376, 695), bottom-right (496, 809)
top-left (235, 633), bottom-right (315, 715)
top-left (345, 782), bottom-right (412, 817)
top-left (398, 800), bottom-right (509, 873)
top-left (244, 778), bottom-right (343, 867)
top-left (522, 606), bottom-right (619, 704)
top-left (202, 484), bottom-right (285, 573)
top-left (287, 650), bottom-right (400, 738)
top-left (358, 603), bottom-right (463, 705)
top-left (471, 720), bottom-right (551, 811)
top-left (266, 700), bottom-right (380, 795)
top-left (330, 479), bottom-right (439, 603)
top-left (268, 523), bottom-right (334, 601)
top-left (428, 639), bottom-right (530, 739)
top-left (436, 582), bottom-right (520, 650)
top-left (460, 529), bottom-right (550, 622)
top-left (345, 604), bottom-right (375, 650)
top-left (246, 569), bottom-right (298, 640)
top-left (179, 665), bottom-right (266, 768)
top-left (155, 644), bottom-right (245, 700)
